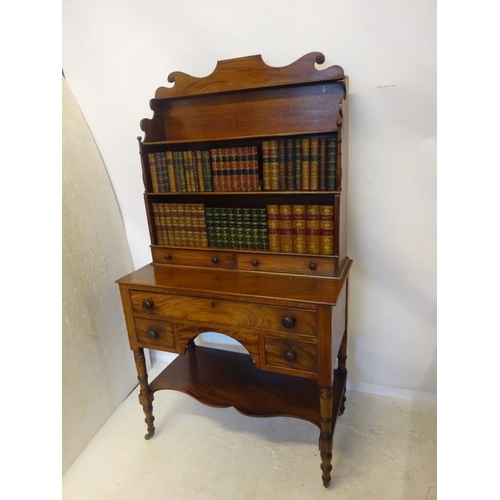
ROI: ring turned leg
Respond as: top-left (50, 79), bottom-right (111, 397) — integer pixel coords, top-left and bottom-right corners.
top-left (133, 349), bottom-right (155, 440)
top-left (337, 330), bottom-right (348, 416)
top-left (319, 386), bottom-right (333, 488)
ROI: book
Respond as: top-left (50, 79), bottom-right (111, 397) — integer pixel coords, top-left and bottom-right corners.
top-left (201, 151), bottom-right (213, 191)
top-left (318, 137), bottom-right (327, 191)
top-left (220, 148), bottom-right (229, 192)
top-left (169, 203), bottom-right (182, 246)
top-left (250, 146), bottom-right (260, 191)
top-left (326, 137), bottom-right (337, 190)
top-left (262, 141), bottom-right (271, 190)
top-left (294, 138), bottom-right (302, 190)
top-left (292, 205), bottom-right (307, 254)
top-left (306, 205), bottom-right (320, 253)
top-left (309, 137), bottom-right (319, 190)
top-left (267, 205), bottom-right (280, 252)
top-left (164, 204), bottom-right (173, 245)
top-left (319, 205), bottom-right (334, 255)
top-left (151, 203), bottom-right (162, 243)
top-left (278, 140), bottom-right (286, 190)
top-left (279, 205), bottom-right (293, 253)
top-left (269, 140), bottom-right (280, 191)
top-left (285, 139), bottom-right (294, 190)
top-left (301, 138), bottom-right (310, 190)
top-left (148, 154), bottom-right (159, 193)
top-left (165, 151), bottom-right (176, 192)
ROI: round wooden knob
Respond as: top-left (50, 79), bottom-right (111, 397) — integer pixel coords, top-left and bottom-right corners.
top-left (212, 256), bottom-right (219, 264)
top-left (142, 300), bottom-right (155, 311)
top-left (165, 254), bottom-right (172, 260)
top-left (309, 262), bottom-right (317, 271)
top-left (284, 350), bottom-right (297, 363)
top-left (281, 316), bottom-right (296, 328)
top-left (147, 330), bottom-right (158, 340)
top-left (251, 259), bottom-right (259, 267)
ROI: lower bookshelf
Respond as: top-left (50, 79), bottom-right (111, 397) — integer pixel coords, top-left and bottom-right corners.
top-left (148, 345), bottom-right (346, 430)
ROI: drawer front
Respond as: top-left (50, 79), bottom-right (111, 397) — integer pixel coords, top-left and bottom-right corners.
top-left (237, 253), bottom-right (336, 276)
top-left (134, 317), bottom-right (176, 351)
top-left (130, 291), bottom-right (317, 336)
top-left (264, 337), bottom-right (318, 375)
top-left (151, 247), bottom-right (235, 269)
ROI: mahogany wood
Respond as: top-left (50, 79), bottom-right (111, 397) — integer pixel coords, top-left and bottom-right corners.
top-left (117, 53), bottom-right (351, 488)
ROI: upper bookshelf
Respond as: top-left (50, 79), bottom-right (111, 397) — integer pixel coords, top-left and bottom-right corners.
top-left (138, 52), bottom-right (348, 276)
top-left (140, 53), bottom-right (346, 144)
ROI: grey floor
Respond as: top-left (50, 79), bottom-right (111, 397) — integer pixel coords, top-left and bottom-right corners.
top-left (63, 362), bottom-right (437, 500)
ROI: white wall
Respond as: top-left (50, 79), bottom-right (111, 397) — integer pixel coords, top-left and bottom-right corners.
top-left (62, 0), bottom-right (436, 401)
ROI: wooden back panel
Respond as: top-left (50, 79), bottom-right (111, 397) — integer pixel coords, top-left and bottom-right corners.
top-left (140, 52), bottom-right (345, 143)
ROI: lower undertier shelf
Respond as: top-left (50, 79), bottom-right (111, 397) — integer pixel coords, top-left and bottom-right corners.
top-left (149, 346), bottom-right (346, 428)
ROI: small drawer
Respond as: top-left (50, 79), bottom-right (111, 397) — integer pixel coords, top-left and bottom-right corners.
top-left (237, 253), bottom-right (337, 276)
top-left (134, 317), bottom-right (176, 351)
top-left (264, 337), bottom-right (318, 375)
top-left (151, 247), bottom-right (235, 269)
top-left (130, 291), bottom-right (317, 336)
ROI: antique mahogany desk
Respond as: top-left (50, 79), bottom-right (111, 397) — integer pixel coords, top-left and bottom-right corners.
top-left (116, 53), bottom-right (351, 487)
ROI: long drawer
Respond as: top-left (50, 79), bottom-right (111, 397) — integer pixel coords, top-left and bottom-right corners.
top-left (129, 290), bottom-right (317, 336)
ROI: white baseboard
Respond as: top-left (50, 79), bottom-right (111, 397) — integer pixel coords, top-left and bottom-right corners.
top-left (346, 380), bottom-right (436, 403)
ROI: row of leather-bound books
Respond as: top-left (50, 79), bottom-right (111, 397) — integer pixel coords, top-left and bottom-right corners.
top-left (146, 135), bottom-right (338, 194)
top-left (262, 136), bottom-right (337, 191)
top-left (151, 203), bottom-right (334, 255)
top-left (267, 204), bottom-right (334, 255)
top-left (151, 203), bottom-right (267, 250)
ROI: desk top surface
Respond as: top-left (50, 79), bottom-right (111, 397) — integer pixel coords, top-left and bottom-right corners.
top-left (116, 260), bottom-right (351, 306)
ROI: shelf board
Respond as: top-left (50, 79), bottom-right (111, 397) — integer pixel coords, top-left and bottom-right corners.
top-left (140, 130), bottom-right (339, 147)
top-left (145, 190), bottom-right (341, 196)
top-left (149, 346), bottom-right (332, 427)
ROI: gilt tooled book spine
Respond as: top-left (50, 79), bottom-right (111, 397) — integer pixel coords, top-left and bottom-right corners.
top-left (262, 141), bottom-right (271, 190)
top-left (309, 137), bottom-right (319, 191)
top-left (319, 205), bottom-right (334, 255)
top-left (306, 205), bottom-right (320, 254)
top-left (318, 137), bottom-right (326, 191)
top-left (292, 205), bottom-right (307, 254)
top-left (269, 140), bottom-right (279, 191)
top-left (301, 137), bottom-right (310, 191)
top-left (326, 137), bottom-right (337, 190)
top-left (267, 204), bottom-right (280, 252)
top-left (148, 154), bottom-right (159, 193)
top-left (294, 138), bottom-right (302, 190)
top-left (285, 138), bottom-right (294, 190)
top-left (279, 204), bottom-right (293, 253)
top-left (278, 139), bottom-right (286, 190)
top-left (165, 151), bottom-right (176, 193)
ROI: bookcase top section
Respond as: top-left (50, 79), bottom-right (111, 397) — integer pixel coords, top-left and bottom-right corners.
top-left (153, 52), bottom-right (345, 100)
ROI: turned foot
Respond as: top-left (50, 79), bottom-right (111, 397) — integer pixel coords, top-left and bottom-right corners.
top-left (319, 386), bottom-right (333, 487)
top-left (320, 451), bottom-right (333, 487)
top-left (134, 349), bottom-right (156, 440)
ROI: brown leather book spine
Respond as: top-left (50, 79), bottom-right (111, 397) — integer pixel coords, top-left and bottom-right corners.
top-left (262, 141), bottom-right (271, 190)
top-left (306, 205), bottom-right (320, 254)
top-left (301, 137), bottom-right (310, 190)
top-left (292, 205), bottom-right (307, 254)
top-left (269, 140), bottom-right (280, 191)
top-left (148, 153), bottom-right (159, 193)
top-left (279, 204), bottom-right (293, 253)
top-left (267, 204), bottom-right (280, 252)
top-left (319, 205), bottom-right (334, 255)
top-left (309, 137), bottom-right (319, 191)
